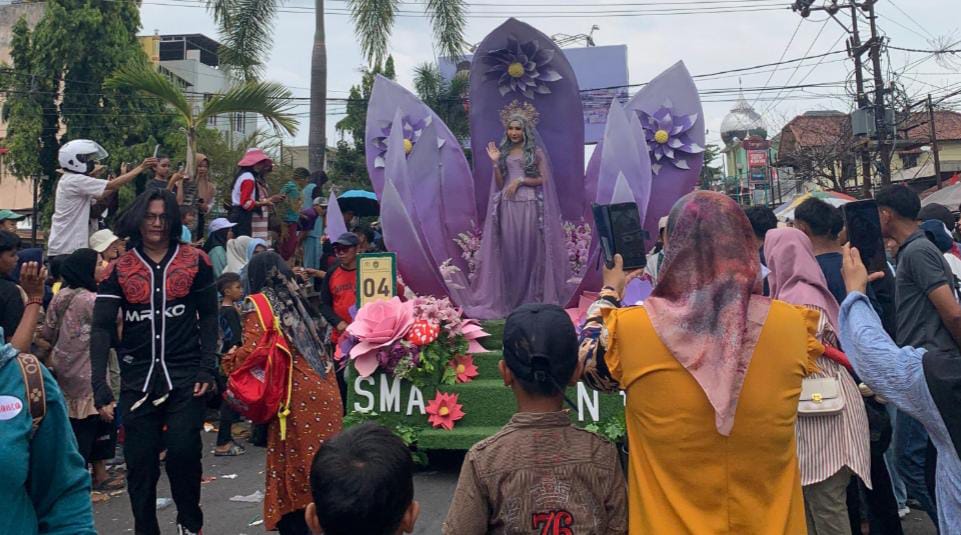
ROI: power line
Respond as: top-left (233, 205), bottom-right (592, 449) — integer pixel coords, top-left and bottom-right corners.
top-left (751, 17), bottom-right (804, 108)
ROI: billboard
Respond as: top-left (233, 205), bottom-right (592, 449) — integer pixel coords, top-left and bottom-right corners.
top-left (748, 150), bottom-right (768, 167)
top-left (439, 44), bottom-right (629, 144)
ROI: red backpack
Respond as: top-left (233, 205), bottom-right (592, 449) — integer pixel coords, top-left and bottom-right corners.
top-left (225, 293), bottom-right (295, 439)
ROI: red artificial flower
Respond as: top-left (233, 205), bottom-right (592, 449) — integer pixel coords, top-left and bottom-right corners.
top-left (425, 391), bottom-right (465, 430)
top-left (406, 319), bottom-right (440, 346)
top-left (451, 355), bottom-right (478, 384)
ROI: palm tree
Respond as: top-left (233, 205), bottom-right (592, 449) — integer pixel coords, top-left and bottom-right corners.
top-left (105, 62), bottom-right (298, 180)
top-left (413, 62), bottom-right (470, 142)
top-left (208, 0), bottom-right (466, 176)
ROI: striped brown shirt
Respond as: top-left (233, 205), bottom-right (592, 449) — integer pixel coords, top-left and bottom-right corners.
top-left (443, 411), bottom-right (627, 535)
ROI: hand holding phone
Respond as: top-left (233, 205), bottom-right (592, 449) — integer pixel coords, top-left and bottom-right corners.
top-left (842, 200), bottom-right (886, 274)
top-left (593, 202), bottom-right (648, 271)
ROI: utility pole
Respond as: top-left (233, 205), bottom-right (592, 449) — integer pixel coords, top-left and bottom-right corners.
top-left (847, 4), bottom-right (873, 197)
top-left (865, 0), bottom-right (892, 186)
top-left (927, 94), bottom-right (943, 189)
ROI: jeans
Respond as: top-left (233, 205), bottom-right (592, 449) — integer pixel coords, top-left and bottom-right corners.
top-left (120, 387), bottom-right (206, 535)
top-left (893, 410), bottom-right (936, 519)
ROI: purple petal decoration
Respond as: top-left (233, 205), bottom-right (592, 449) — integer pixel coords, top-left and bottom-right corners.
top-left (470, 18), bottom-right (585, 221)
top-left (626, 62), bottom-right (705, 241)
top-left (325, 191), bottom-right (348, 241)
top-left (365, 76), bottom-right (476, 229)
top-left (380, 158), bottom-right (451, 299)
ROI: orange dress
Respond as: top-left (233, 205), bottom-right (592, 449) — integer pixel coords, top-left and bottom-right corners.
top-left (224, 310), bottom-right (343, 530)
top-left (603, 300), bottom-right (821, 534)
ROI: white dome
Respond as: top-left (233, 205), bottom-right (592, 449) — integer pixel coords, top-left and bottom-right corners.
top-left (721, 96), bottom-right (768, 143)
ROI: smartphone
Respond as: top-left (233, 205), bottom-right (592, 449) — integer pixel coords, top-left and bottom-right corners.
top-left (842, 200), bottom-right (886, 273)
top-left (592, 202), bottom-right (648, 271)
top-left (152, 144), bottom-right (161, 158)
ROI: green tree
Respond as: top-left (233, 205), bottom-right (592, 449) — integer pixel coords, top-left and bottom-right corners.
top-left (699, 143), bottom-right (722, 190)
top-left (0, 0), bottom-right (177, 217)
top-left (412, 62), bottom-right (469, 142)
top-left (105, 62), bottom-right (299, 182)
top-left (209, 0), bottom-right (465, 174)
top-left (326, 58), bottom-right (397, 191)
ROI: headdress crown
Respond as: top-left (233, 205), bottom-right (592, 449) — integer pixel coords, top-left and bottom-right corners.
top-left (499, 100), bottom-right (540, 128)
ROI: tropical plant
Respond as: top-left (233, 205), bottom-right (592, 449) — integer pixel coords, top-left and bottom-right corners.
top-left (105, 63), bottom-right (299, 181)
top-left (207, 0), bottom-right (466, 174)
top-left (412, 62), bottom-right (470, 142)
top-left (0, 0), bottom-right (175, 218)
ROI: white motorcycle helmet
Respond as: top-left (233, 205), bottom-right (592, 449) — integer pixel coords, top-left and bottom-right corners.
top-left (58, 139), bottom-right (109, 173)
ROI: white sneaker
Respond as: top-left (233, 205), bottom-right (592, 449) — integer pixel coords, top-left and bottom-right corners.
top-left (898, 506), bottom-right (910, 518)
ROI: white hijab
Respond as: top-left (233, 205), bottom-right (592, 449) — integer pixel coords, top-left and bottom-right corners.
top-left (224, 236), bottom-right (253, 274)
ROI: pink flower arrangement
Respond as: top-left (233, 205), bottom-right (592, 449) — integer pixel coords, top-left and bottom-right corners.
top-left (345, 297), bottom-right (415, 377)
top-left (453, 222), bottom-right (483, 280)
top-left (450, 355), bottom-right (479, 383)
top-left (564, 220), bottom-right (592, 280)
top-left (426, 391), bottom-right (465, 430)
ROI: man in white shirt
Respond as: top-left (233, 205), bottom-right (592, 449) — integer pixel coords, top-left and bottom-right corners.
top-left (46, 139), bottom-right (156, 258)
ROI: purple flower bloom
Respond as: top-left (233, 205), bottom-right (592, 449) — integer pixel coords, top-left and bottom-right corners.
top-left (637, 102), bottom-right (704, 175)
top-left (371, 113), bottom-right (432, 168)
top-left (482, 35), bottom-right (563, 99)
top-left (377, 340), bottom-right (421, 375)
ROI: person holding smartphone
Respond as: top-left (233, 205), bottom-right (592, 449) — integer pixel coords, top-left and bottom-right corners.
top-left (877, 184), bottom-right (961, 525)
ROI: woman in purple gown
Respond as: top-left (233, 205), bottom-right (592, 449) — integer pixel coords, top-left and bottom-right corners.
top-left (467, 112), bottom-right (570, 318)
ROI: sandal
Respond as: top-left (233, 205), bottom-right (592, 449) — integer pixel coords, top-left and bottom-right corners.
top-left (214, 443), bottom-right (247, 457)
top-left (93, 475), bottom-right (126, 492)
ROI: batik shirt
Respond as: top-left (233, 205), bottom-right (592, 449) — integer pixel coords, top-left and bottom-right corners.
top-left (90, 243), bottom-right (218, 407)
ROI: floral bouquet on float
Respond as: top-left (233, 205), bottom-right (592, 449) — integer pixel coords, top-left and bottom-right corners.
top-left (339, 296), bottom-right (488, 390)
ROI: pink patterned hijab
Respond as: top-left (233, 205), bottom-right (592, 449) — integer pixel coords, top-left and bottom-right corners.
top-left (645, 191), bottom-right (771, 436)
top-left (764, 227), bottom-right (840, 332)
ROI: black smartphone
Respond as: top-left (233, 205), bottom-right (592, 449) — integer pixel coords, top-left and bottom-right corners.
top-left (592, 202), bottom-right (648, 271)
top-left (842, 199), bottom-right (886, 273)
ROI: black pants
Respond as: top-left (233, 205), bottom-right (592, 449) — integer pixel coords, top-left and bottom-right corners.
top-left (847, 397), bottom-right (904, 535)
top-left (71, 415), bottom-right (118, 465)
top-left (120, 387), bottom-right (206, 535)
top-left (217, 403), bottom-right (240, 446)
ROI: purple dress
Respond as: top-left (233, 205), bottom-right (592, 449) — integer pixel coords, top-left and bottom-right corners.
top-left (464, 149), bottom-right (573, 318)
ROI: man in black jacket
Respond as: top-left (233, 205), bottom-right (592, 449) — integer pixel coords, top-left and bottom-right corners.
top-left (90, 190), bottom-right (218, 535)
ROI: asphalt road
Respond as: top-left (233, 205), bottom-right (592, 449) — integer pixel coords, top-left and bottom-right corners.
top-left (93, 429), bottom-right (938, 534)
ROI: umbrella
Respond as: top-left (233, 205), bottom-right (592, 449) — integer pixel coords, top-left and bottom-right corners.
top-left (775, 191), bottom-right (856, 221)
top-left (337, 190), bottom-right (379, 217)
top-left (921, 181), bottom-right (961, 208)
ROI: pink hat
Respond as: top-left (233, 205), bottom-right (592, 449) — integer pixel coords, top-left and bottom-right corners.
top-left (237, 148), bottom-right (272, 167)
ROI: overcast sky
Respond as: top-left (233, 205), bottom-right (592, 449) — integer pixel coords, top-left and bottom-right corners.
top-left (140, 0), bottom-right (960, 156)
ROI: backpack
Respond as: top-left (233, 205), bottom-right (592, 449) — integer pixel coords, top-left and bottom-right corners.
top-left (16, 354), bottom-right (46, 438)
top-left (224, 293), bottom-right (295, 439)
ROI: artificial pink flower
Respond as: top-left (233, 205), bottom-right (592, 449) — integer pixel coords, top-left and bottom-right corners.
top-left (458, 320), bottom-right (490, 354)
top-left (406, 319), bottom-right (440, 346)
top-left (425, 391), bottom-right (465, 430)
top-left (346, 297), bottom-right (415, 377)
top-left (450, 355), bottom-right (479, 383)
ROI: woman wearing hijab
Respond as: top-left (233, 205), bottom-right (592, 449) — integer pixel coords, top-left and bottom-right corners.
top-left (224, 236), bottom-right (254, 274)
top-left (204, 218), bottom-right (236, 278)
top-left (765, 227), bottom-right (871, 535)
top-left (579, 191), bottom-right (824, 534)
top-left (222, 252), bottom-right (341, 534)
top-left (40, 248), bottom-right (121, 491)
top-left (838, 245), bottom-right (961, 534)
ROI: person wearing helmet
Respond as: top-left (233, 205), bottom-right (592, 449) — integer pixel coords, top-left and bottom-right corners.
top-left (46, 140), bottom-right (157, 258)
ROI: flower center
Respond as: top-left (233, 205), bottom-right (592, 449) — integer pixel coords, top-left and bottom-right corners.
top-left (403, 138), bottom-right (413, 154)
top-left (507, 62), bottom-right (525, 78)
top-left (654, 129), bottom-right (670, 144)
top-left (439, 406), bottom-right (450, 416)
top-left (456, 364), bottom-right (466, 374)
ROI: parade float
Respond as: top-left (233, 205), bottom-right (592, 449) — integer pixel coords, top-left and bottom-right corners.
top-left (344, 18), bottom-right (705, 451)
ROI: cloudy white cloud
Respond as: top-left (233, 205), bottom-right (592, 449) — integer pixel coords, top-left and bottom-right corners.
top-left (139, 0), bottom-right (961, 158)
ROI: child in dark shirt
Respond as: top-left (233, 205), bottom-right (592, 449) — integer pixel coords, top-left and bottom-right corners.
top-left (306, 422), bottom-right (419, 535)
top-left (215, 273), bottom-right (245, 456)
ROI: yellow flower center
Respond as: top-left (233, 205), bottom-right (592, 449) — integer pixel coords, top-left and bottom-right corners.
top-left (456, 364), bottom-right (466, 374)
top-left (654, 129), bottom-right (670, 144)
top-left (507, 62), bottom-right (525, 78)
top-left (439, 406), bottom-right (450, 416)
top-left (403, 138), bottom-right (413, 154)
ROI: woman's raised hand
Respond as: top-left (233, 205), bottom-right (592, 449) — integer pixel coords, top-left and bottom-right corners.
top-left (486, 142), bottom-right (501, 163)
